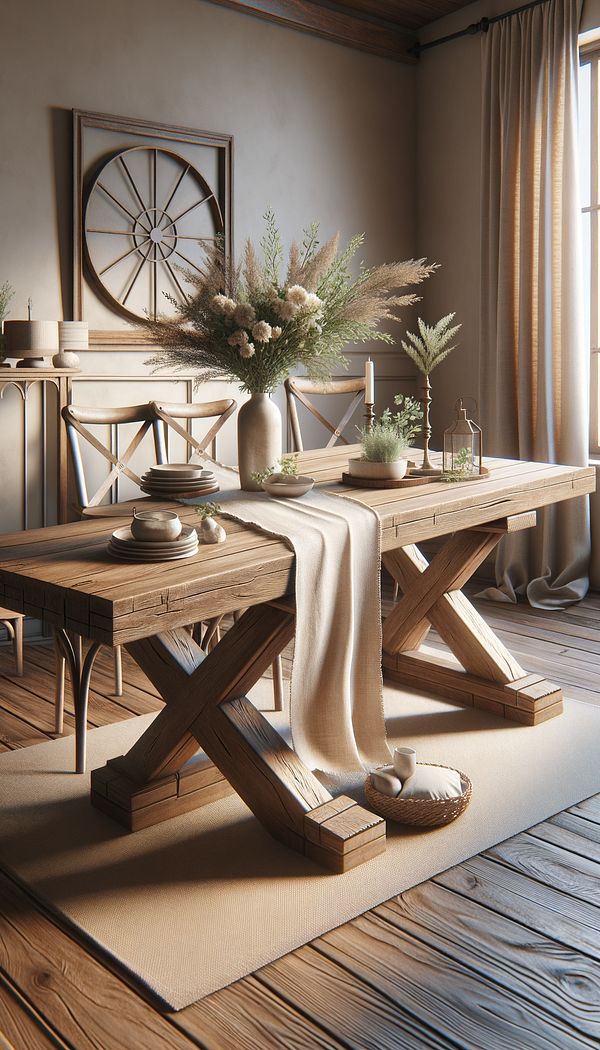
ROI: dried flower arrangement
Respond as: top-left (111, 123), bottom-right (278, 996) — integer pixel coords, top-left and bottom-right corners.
top-left (141, 210), bottom-right (437, 394)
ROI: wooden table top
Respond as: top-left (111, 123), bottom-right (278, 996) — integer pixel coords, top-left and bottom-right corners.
top-left (0, 446), bottom-right (593, 646)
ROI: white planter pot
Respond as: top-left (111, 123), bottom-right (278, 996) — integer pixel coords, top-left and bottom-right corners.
top-left (347, 457), bottom-right (408, 480)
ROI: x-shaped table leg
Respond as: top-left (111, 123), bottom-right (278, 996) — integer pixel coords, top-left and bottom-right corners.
top-left (382, 515), bottom-right (563, 724)
top-left (91, 601), bottom-right (385, 872)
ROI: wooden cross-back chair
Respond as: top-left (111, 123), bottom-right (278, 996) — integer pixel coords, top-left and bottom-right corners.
top-left (63, 403), bottom-right (164, 515)
top-left (150, 398), bottom-right (236, 464)
top-left (285, 377), bottom-right (366, 452)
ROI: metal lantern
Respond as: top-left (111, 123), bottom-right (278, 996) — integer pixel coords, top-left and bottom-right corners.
top-left (443, 398), bottom-right (482, 477)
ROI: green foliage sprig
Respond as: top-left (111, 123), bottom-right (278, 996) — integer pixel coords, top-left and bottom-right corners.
top-left (401, 313), bottom-right (461, 375)
top-left (358, 395), bottom-right (423, 462)
top-left (142, 210), bottom-right (437, 394)
top-left (195, 501), bottom-right (221, 520)
top-left (251, 453), bottom-right (299, 484)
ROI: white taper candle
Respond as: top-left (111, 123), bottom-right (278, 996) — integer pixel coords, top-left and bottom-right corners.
top-left (365, 357), bottom-right (375, 404)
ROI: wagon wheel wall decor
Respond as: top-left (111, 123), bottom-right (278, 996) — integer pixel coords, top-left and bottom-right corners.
top-left (83, 145), bottom-right (224, 323)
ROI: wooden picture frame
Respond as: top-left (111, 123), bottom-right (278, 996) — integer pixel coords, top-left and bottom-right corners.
top-left (73, 109), bottom-right (233, 350)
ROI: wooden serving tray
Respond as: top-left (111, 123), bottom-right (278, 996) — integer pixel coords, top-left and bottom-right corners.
top-left (340, 466), bottom-right (490, 489)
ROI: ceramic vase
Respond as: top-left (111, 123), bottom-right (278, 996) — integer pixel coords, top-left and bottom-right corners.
top-left (237, 393), bottom-right (282, 491)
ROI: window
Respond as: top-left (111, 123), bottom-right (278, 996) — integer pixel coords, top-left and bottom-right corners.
top-left (580, 43), bottom-right (599, 453)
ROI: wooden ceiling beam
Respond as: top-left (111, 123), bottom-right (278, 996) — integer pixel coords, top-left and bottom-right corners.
top-left (208, 0), bottom-right (417, 64)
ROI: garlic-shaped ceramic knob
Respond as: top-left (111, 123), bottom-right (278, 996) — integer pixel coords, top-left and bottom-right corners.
top-left (200, 517), bottom-right (226, 544)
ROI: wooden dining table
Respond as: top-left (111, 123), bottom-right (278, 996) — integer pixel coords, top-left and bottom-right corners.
top-left (0, 446), bottom-right (594, 872)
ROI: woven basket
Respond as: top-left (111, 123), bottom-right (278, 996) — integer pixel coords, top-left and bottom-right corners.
top-left (364, 763), bottom-right (472, 827)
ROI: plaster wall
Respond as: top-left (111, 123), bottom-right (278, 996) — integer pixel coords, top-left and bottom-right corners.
top-left (0, 0), bottom-right (417, 531)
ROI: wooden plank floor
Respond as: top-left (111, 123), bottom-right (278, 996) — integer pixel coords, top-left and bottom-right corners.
top-left (0, 591), bottom-right (599, 1048)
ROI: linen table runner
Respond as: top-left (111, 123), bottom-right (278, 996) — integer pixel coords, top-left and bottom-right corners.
top-left (187, 460), bottom-right (389, 775)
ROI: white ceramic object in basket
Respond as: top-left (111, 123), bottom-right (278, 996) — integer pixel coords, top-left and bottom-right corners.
top-left (262, 474), bottom-right (315, 498)
top-left (130, 509), bottom-right (182, 542)
top-left (347, 457), bottom-right (408, 480)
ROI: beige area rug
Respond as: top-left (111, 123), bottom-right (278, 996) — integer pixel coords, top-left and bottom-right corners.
top-left (1, 679), bottom-right (599, 1010)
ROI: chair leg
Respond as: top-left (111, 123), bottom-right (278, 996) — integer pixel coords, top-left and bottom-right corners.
top-left (54, 632), bottom-right (65, 735)
top-left (392, 580), bottom-right (400, 602)
top-left (13, 616), bottom-right (23, 677)
top-left (271, 655), bottom-right (284, 712)
top-left (113, 645), bottom-right (123, 696)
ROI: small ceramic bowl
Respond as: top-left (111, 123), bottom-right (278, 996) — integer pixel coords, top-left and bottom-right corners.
top-left (262, 474), bottom-right (315, 498)
top-left (131, 509), bottom-right (182, 542)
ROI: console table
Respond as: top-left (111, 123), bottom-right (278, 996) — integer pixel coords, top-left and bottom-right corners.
top-left (0, 367), bottom-right (78, 526)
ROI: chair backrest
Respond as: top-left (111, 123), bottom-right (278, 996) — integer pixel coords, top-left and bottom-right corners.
top-left (150, 399), bottom-right (236, 462)
top-left (62, 403), bottom-right (163, 511)
top-left (284, 377), bottom-right (366, 452)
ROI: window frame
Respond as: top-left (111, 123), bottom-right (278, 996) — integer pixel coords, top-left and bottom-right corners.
top-left (580, 42), bottom-right (600, 455)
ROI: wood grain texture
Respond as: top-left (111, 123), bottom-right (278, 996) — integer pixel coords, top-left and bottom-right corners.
top-left (1, 624), bottom-right (600, 1047)
top-left (0, 970), bottom-right (67, 1050)
top-left (0, 871), bottom-right (198, 1050)
top-left (117, 604), bottom-right (295, 782)
top-left (209, 0), bottom-right (417, 63)
top-left (316, 911), bottom-right (589, 1049)
top-left (377, 884), bottom-right (600, 1044)
top-left (0, 448), bottom-right (592, 645)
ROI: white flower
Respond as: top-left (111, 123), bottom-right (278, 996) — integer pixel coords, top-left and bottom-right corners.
top-left (239, 342), bottom-right (256, 358)
top-left (305, 292), bottom-right (322, 310)
top-left (286, 284), bottom-right (309, 307)
top-left (252, 320), bottom-right (272, 343)
top-left (228, 329), bottom-right (249, 347)
top-left (277, 300), bottom-right (296, 321)
top-left (234, 303), bottom-right (256, 328)
top-left (272, 325), bottom-right (282, 339)
top-left (212, 294), bottom-right (236, 316)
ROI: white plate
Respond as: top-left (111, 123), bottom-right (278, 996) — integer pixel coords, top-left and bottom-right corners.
top-left (141, 483), bottom-right (220, 499)
top-left (111, 524), bottom-right (198, 550)
top-left (148, 464), bottom-right (210, 480)
top-left (141, 474), bottom-right (215, 487)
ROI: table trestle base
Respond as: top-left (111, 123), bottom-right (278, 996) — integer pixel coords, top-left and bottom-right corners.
top-left (89, 602), bottom-right (386, 872)
top-left (382, 513), bottom-right (563, 726)
top-left (90, 750), bottom-right (234, 832)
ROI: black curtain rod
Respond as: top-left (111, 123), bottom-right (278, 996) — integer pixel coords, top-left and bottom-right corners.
top-left (409, 0), bottom-right (550, 57)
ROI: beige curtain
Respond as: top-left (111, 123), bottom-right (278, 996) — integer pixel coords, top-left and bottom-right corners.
top-left (480, 0), bottom-right (591, 607)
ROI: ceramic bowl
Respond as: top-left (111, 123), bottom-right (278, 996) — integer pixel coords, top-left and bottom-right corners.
top-left (262, 474), bottom-right (315, 498)
top-left (130, 509), bottom-right (182, 542)
top-left (347, 457), bottom-right (408, 480)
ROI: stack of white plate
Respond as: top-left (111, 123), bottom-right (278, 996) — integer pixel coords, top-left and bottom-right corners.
top-left (107, 524), bottom-right (200, 561)
top-left (140, 463), bottom-right (219, 499)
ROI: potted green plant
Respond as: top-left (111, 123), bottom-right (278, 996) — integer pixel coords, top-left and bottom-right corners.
top-left (348, 395), bottom-right (423, 480)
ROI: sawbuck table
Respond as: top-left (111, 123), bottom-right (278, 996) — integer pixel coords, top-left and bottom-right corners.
top-left (0, 447), bottom-right (593, 873)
